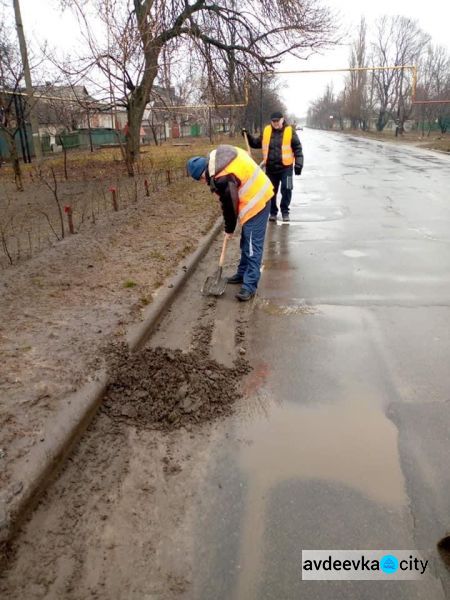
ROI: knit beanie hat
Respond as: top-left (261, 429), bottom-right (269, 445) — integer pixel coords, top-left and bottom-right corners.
top-left (187, 156), bottom-right (207, 180)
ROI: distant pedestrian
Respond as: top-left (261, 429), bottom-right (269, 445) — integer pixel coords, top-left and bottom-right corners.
top-left (242, 111), bottom-right (303, 222)
top-left (187, 145), bottom-right (273, 301)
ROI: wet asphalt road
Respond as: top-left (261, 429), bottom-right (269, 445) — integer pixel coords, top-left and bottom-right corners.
top-left (192, 130), bottom-right (450, 599)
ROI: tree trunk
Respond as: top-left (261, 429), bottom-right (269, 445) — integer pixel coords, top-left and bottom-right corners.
top-left (150, 123), bottom-right (159, 146)
top-left (376, 111), bottom-right (387, 132)
top-left (13, 0), bottom-right (42, 161)
top-left (61, 142), bottom-right (68, 180)
top-left (208, 107), bottom-right (213, 143)
top-left (125, 55), bottom-right (159, 175)
top-left (125, 103), bottom-right (143, 177)
top-left (228, 108), bottom-right (235, 138)
top-left (7, 134), bottom-right (23, 191)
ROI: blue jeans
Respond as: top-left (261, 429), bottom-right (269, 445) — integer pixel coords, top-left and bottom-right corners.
top-left (268, 168), bottom-right (293, 216)
top-left (236, 201), bottom-right (270, 293)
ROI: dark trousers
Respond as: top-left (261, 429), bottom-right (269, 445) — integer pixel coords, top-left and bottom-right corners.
top-left (267, 167), bottom-right (293, 216)
top-left (236, 201), bottom-right (270, 293)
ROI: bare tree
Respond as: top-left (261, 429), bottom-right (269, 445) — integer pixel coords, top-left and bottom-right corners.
top-left (60, 0), bottom-right (337, 175)
top-left (243, 76), bottom-right (287, 132)
top-left (343, 17), bottom-right (368, 129)
top-left (45, 99), bottom-right (77, 179)
top-left (415, 44), bottom-right (450, 134)
top-left (371, 16), bottom-right (429, 132)
top-left (306, 83), bottom-right (342, 129)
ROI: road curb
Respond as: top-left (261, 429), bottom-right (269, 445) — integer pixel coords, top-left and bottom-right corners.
top-left (0, 217), bottom-right (223, 544)
top-left (127, 217), bottom-right (223, 351)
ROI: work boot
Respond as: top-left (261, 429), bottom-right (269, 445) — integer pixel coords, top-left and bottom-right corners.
top-left (282, 214), bottom-right (290, 222)
top-left (235, 288), bottom-right (255, 302)
top-left (268, 215), bottom-right (277, 222)
top-left (227, 273), bottom-right (243, 284)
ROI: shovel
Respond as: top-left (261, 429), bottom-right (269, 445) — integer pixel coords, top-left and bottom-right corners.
top-left (202, 235), bottom-right (229, 296)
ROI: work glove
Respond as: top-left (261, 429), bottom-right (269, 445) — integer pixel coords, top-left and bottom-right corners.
top-left (294, 165), bottom-right (302, 176)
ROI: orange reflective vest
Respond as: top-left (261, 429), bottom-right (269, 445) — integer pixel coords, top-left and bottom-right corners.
top-left (262, 125), bottom-right (294, 166)
top-left (210, 146), bottom-right (273, 225)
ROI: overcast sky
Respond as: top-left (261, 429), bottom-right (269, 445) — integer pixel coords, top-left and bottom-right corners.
top-left (12, 0), bottom-right (450, 117)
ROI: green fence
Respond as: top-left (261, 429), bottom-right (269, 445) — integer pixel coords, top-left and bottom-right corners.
top-left (57, 131), bottom-right (80, 149)
top-left (190, 123), bottom-right (201, 137)
top-left (58, 129), bottom-right (126, 149)
top-left (89, 128), bottom-right (126, 146)
top-left (1, 127), bottom-right (127, 160)
top-left (415, 116), bottom-right (450, 132)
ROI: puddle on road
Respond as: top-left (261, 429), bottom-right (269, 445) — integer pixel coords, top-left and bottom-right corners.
top-left (233, 395), bottom-right (407, 598)
top-left (262, 258), bottom-right (297, 271)
top-left (407, 227), bottom-right (439, 240)
top-left (256, 298), bottom-right (317, 316)
top-left (294, 208), bottom-right (347, 222)
top-left (238, 395), bottom-right (407, 506)
top-left (342, 249), bottom-right (367, 258)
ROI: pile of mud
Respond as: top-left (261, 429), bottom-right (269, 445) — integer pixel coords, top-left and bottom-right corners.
top-left (103, 344), bottom-right (250, 430)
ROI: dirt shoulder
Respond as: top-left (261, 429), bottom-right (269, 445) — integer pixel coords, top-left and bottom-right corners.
top-left (329, 128), bottom-right (450, 154)
top-left (0, 168), bottom-right (220, 493)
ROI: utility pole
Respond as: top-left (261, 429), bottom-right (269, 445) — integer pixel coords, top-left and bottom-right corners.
top-left (13, 0), bottom-right (42, 160)
top-left (208, 106), bottom-right (213, 143)
top-left (259, 73), bottom-right (264, 133)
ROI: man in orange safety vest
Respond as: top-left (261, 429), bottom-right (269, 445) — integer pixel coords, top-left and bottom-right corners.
top-left (242, 110), bottom-right (303, 222)
top-left (187, 145), bottom-right (274, 301)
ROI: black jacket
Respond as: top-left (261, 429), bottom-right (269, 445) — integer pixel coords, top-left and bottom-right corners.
top-left (206, 168), bottom-right (240, 234)
top-left (247, 124), bottom-right (303, 174)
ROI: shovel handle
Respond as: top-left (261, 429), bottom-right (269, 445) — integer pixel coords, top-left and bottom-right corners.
top-left (219, 234), bottom-right (228, 268)
top-left (243, 131), bottom-right (252, 157)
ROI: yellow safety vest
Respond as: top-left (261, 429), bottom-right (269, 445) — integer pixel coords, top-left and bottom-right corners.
top-left (262, 125), bottom-right (294, 166)
top-left (212, 147), bottom-right (273, 225)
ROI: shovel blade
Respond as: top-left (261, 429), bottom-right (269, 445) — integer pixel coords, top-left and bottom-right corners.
top-left (201, 267), bottom-right (227, 296)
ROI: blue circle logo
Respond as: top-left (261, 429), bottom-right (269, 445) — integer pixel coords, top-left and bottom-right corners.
top-left (380, 554), bottom-right (399, 574)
